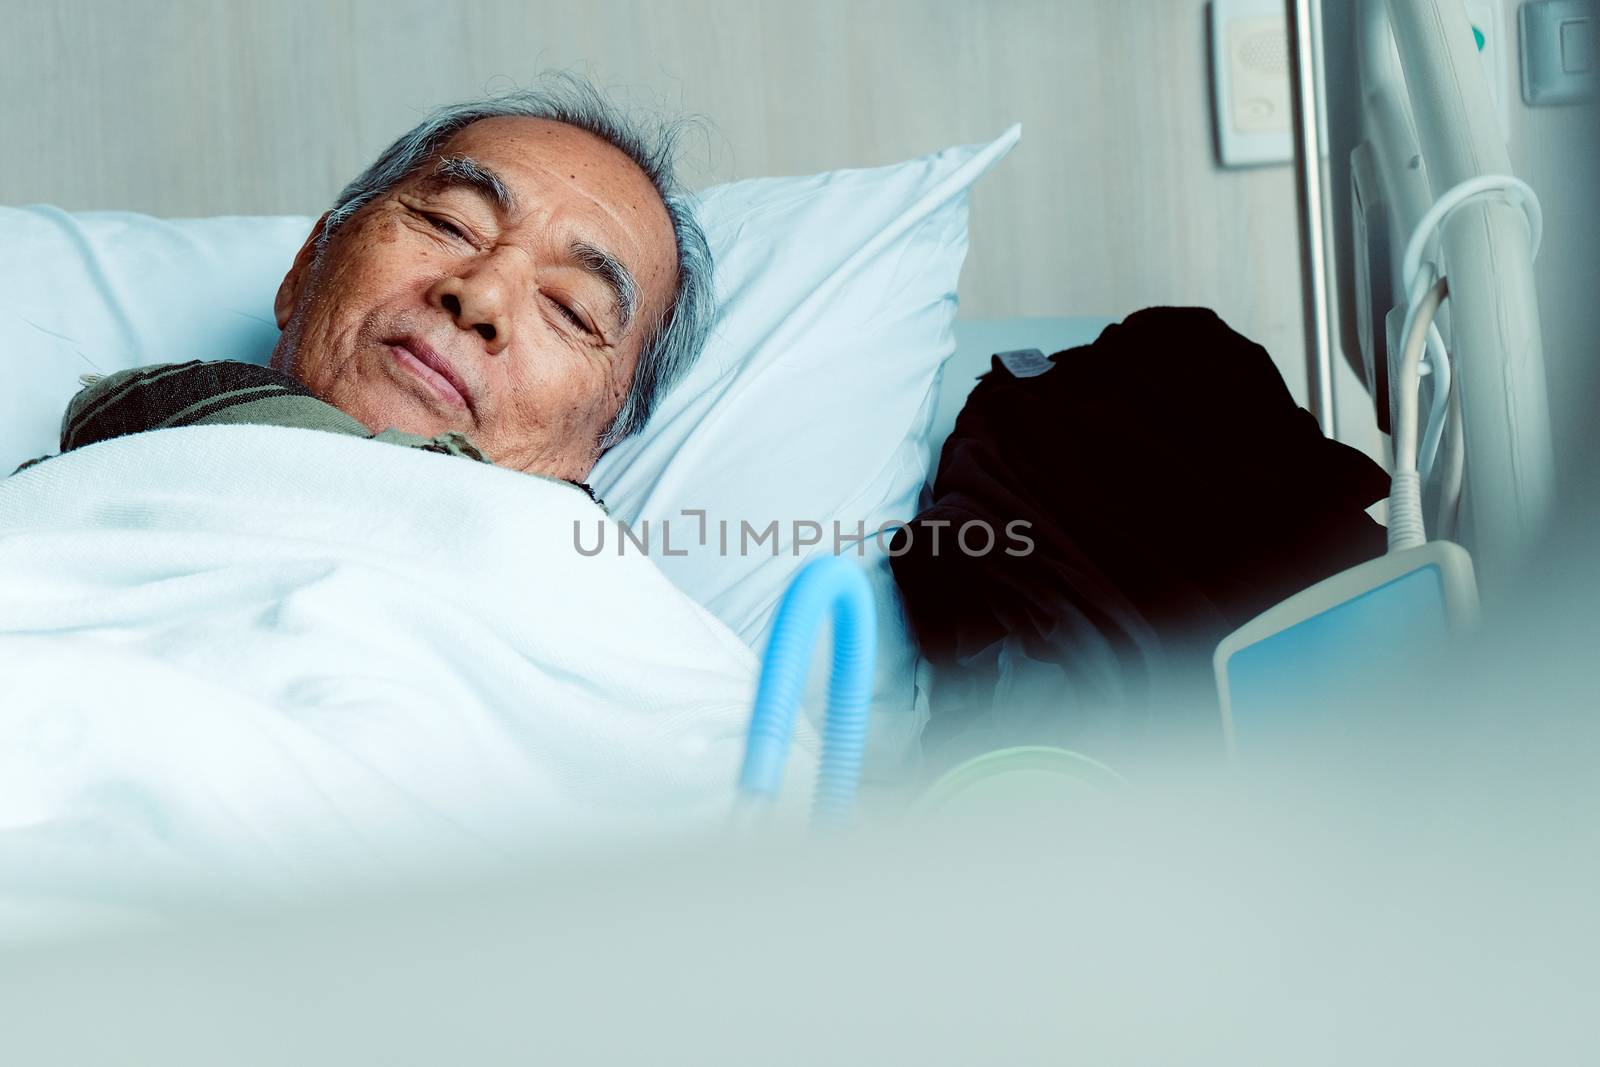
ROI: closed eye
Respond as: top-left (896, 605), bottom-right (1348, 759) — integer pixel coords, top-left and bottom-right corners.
top-left (547, 293), bottom-right (592, 334)
top-left (425, 214), bottom-right (469, 241)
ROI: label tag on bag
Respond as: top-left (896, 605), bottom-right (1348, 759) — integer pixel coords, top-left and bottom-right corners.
top-left (996, 348), bottom-right (1051, 378)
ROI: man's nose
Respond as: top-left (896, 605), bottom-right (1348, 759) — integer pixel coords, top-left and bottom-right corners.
top-left (427, 264), bottom-right (516, 356)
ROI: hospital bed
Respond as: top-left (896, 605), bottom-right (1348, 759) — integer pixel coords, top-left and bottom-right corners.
top-left (0, 7), bottom-right (1590, 1061)
top-left (0, 0), bottom-right (1572, 927)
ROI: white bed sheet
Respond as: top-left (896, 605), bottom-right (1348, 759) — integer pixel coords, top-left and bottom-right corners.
top-left (0, 426), bottom-right (816, 926)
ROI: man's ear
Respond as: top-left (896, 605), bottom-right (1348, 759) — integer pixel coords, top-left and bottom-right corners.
top-left (274, 213), bottom-right (331, 329)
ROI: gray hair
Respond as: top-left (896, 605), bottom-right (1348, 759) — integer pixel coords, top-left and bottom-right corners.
top-left (321, 75), bottom-right (714, 448)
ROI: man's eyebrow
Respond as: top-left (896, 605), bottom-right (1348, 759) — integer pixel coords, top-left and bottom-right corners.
top-left (424, 155), bottom-right (518, 217)
top-left (568, 240), bottom-right (638, 332)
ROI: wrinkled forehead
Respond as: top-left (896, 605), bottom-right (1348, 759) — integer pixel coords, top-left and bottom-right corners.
top-left (427, 116), bottom-right (678, 324)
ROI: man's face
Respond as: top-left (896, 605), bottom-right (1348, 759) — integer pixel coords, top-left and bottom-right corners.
top-left (271, 116), bottom-right (678, 481)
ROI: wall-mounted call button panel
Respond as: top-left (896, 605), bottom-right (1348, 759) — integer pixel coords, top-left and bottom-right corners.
top-left (1211, 0), bottom-right (1294, 167)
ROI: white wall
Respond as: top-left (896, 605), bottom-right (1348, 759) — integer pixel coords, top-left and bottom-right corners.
top-left (0, 0), bottom-right (1314, 400)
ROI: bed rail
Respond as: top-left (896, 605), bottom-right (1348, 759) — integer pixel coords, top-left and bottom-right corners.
top-left (1315, 0), bottom-right (1556, 587)
top-left (1383, 0), bottom-right (1554, 582)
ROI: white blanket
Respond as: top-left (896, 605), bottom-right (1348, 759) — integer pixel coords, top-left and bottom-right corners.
top-left (0, 426), bottom-right (812, 925)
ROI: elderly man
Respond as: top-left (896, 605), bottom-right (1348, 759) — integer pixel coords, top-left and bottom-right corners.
top-left (0, 83), bottom-right (780, 908)
top-left (23, 78), bottom-right (714, 489)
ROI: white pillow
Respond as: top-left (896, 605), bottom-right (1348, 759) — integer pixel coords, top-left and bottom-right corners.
top-left (590, 128), bottom-right (1020, 774)
top-left (0, 126), bottom-right (1018, 775)
top-left (0, 209), bottom-right (313, 470)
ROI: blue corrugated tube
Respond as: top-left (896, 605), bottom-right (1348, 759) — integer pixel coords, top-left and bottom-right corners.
top-left (737, 554), bottom-right (877, 826)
